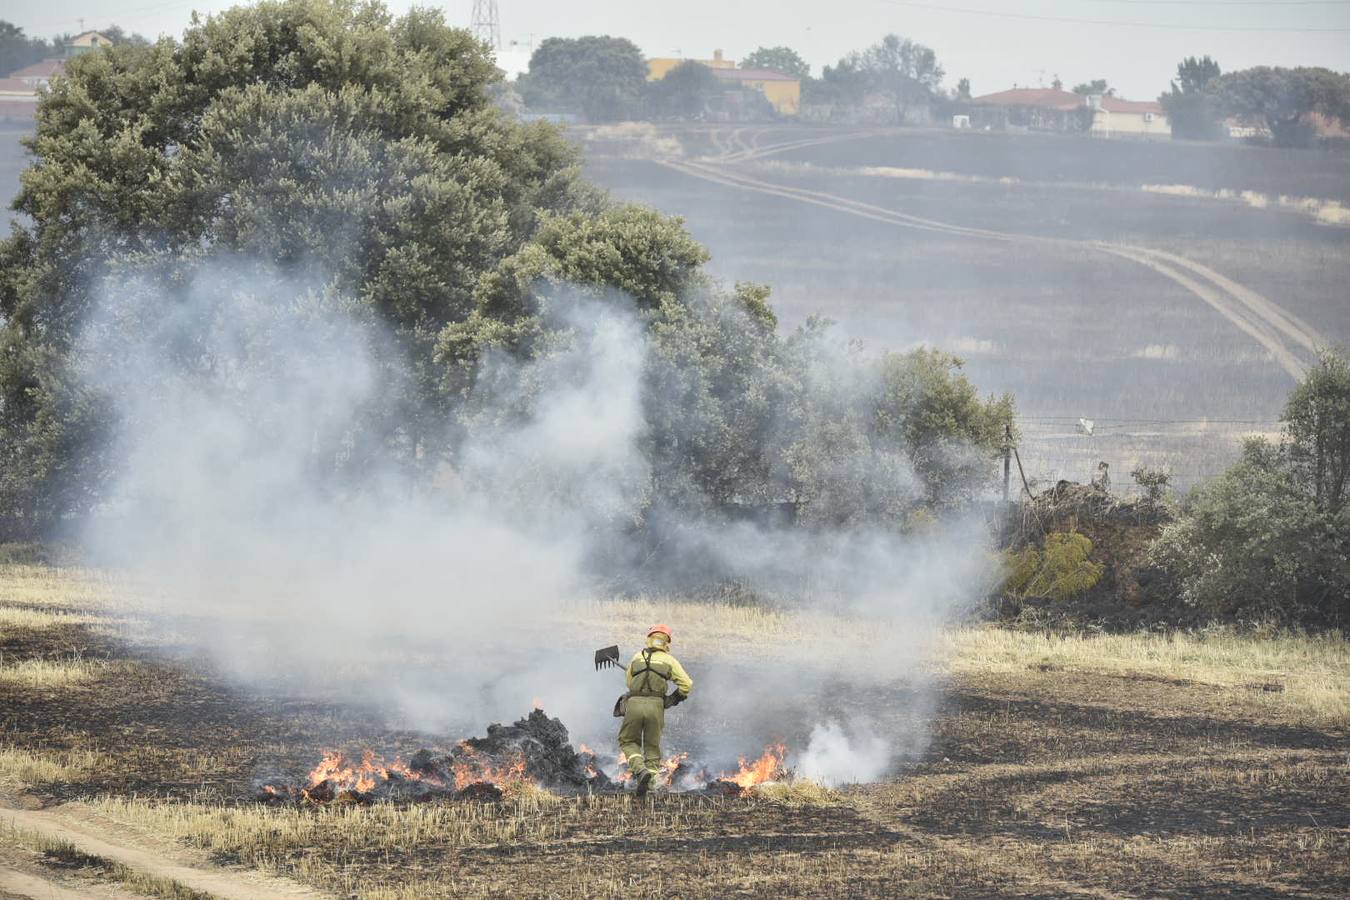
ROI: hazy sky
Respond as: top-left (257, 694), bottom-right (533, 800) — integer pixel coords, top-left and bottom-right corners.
top-left (11, 0), bottom-right (1350, 100)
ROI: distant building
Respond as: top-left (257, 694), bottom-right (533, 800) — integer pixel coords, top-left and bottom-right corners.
top-left (709, 67), bottom-right (800, 116)
top-left (65, 31), bottom-right (113, 57)
top-left (968, 87), bottom-right (1167, 138)
top-left (9, 59), bottom-right (65, 90)
top-left (969, 87), bottom-right (1087, 131)
top-left (647, 49), bottom-right (800, 119)
top-left (0, 77), bottom-right (38, 119)
top-left (646, 49), bottom-right (736, 81)
top-left (1, 33), bottom-right (116, 119)
top-left (1089, 96), bottom-right (1169, 139)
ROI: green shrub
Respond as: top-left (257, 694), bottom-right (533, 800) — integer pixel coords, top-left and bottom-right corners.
top-left (1004, 532), bottom-right (1103, 601)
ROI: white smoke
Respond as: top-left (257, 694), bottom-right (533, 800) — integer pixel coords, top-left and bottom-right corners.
top-left (74, 252), bottom-right (996, 779)
top-left (794, 721), bottom-right (892, 787)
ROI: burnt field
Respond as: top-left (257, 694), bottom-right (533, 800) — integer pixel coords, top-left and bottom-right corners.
top-left (2, 563), bottom-right (1347, 898)
top-left (580, 125), bottom-right (1350, 493)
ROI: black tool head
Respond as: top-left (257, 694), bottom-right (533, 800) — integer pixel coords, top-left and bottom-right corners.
top-left (594, 645), bottom-right (621, 671)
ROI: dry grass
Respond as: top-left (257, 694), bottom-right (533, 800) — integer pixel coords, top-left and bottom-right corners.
top-left (750, 779), bottom-right (842, 806)
top-left (2, 560), bottom-right (1346, 897)
top-left (0, 654), bottom-right (118, 688)
top-left (0, 746), bottom-right (107, 788)
top-left (940, 626), bottom-right (1350, 726)
top-left (0, 562), bottom-right (137, 615)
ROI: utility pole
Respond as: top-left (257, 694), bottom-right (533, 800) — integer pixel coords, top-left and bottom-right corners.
top-left (470, 0), bottom-right (501, 51)
top-left (1002, 423), bottom-right (1012, 503)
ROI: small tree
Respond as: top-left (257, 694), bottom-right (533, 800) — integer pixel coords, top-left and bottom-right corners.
top-left (955, 77), bottom-right (971, 101)
top-left (1130, 466), bottom-right (1171, 503)
top-left (1148, 352), bottom-right (1350, 624)
top-left (645, 61), bottom-right (721, 120)
top-left (1160, 56), bottom-right (1224, 141)
top-left (856, 34), bottom-right (944, 123)
top-left (741, 46), bottom-right (809, 79)
top-left (1072, 79), bottom-right (1114, 97)
top-left (1283, 350), bottom-right (1350, 514)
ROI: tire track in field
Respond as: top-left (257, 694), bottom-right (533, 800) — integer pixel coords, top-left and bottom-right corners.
top-left (3, 804), bottom-right (328, 900)
top-left (713, 128), bottom-right (886, 164)
top-left (662, 157), bottom-right (1323, 380)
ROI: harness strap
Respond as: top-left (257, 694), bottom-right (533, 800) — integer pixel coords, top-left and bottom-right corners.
top-left (630, 648), bottom-right (672, 696)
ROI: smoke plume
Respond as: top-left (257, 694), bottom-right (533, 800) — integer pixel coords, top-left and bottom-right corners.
top-left (75, 251), bottom-right (995, 778)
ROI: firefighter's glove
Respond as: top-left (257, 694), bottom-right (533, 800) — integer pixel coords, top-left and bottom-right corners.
top-left (664, 691), bottom-right (687, 709)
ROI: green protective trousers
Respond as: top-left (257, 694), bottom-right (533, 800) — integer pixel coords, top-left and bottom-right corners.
top-left (618, 695), bottom-right (665, 776)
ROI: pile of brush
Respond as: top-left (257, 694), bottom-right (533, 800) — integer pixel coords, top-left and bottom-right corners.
top-left (258, 709), bottom-right (615, 803)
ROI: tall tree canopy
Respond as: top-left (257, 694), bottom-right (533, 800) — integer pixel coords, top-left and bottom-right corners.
top-left (0, 0), bottom-right (598, 529)
top-left (517, 35), bottom-right (647, 122)
top-left (1213, 66), bottom-right (1350, 147)
top-left (740, 46), bottom-right (809, 79)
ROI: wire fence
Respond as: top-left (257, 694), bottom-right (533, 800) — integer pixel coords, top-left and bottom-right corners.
top-left (1012, 415), bottom-right (1280, 496)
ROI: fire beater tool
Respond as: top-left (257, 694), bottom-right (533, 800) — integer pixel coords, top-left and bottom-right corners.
top-left (593, 645), bottom-right (629, 717)
top-left (594, 645), bottom-right (622, 671)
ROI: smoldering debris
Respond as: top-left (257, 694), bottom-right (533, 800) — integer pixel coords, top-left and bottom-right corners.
top-left (259, 709), bottom-right (613, 803)
top-left (259, 709), bottom-right (795, 803)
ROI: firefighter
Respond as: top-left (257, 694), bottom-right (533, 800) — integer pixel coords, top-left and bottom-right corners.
top-left (619, 624), bottom-right (692, 796)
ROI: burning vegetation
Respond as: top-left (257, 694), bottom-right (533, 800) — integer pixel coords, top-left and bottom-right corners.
top-left (260, 709), bottom-right (793, 803)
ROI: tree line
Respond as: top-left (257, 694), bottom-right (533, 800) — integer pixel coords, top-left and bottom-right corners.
top-left (516, 34), bottom-right (947, 125)
top-left (514, 33), bottom-right (1350, 148)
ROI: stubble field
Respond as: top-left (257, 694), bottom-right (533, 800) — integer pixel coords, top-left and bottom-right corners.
top-left (1, 560), bottom-right (1346, 898)
top-left (579, 125), bottom-right (1350, 494)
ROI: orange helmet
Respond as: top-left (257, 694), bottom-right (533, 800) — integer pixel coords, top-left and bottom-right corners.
top-left (647, 624), bottom-right (672, 641)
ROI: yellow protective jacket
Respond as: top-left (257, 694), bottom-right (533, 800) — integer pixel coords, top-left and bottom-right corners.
top-left (625, 644), bottom-right (693, 699)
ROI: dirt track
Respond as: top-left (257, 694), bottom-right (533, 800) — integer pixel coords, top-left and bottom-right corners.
top-left (2, 801), bottom-right (327, 900)
top-left (659, 129), bottom-right (1327, 381)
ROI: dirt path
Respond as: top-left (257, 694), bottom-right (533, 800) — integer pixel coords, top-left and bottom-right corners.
top-left (0, 865), bottom-right (135, 899)
top-left (2, 804), bottom-right (328, 900)
top-left (661, 156), bottom-right (1325, 380)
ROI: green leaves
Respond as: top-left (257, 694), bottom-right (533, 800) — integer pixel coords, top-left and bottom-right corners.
top-left (1148, 352), bottom-right (1350, 624)
top-left (518, 36), bottom-right (648, 122)
top-left (1005, 532), bottom-right (1103, 602)
top-left (0, 0), bottom-right (586, 531)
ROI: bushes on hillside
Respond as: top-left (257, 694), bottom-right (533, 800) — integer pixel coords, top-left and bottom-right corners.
top-left (1148, 352), bottom-right (1350, 625)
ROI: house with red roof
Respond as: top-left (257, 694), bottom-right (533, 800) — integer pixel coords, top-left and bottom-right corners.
top-left (969, 87), bottom-right (1168, 138)
top-left (9, 59), bottom-right (66, 90)
top-left (0, 76), bottom-right (38, 120)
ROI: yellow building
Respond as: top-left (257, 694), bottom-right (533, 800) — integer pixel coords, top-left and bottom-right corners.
top-left (66, 31), bottom-right (113, 57)
top-left (711, 67), bottom-right (800, 116)
top-left (646, 48), bottom-right (736, 81)
top-left (646, 49), bottom-right (800, 118)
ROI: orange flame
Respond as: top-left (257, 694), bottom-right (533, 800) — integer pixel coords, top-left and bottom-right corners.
top-left (451, 742), bottom-right (527, 791)
top-left (578, 744), bottom-right (599, 779)
top-left (725, 743), bottom-right (788, 789)
top-left (659, 751), bottom-right (689, 786)
top-left (294, 744), bottom-right (529, 799)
